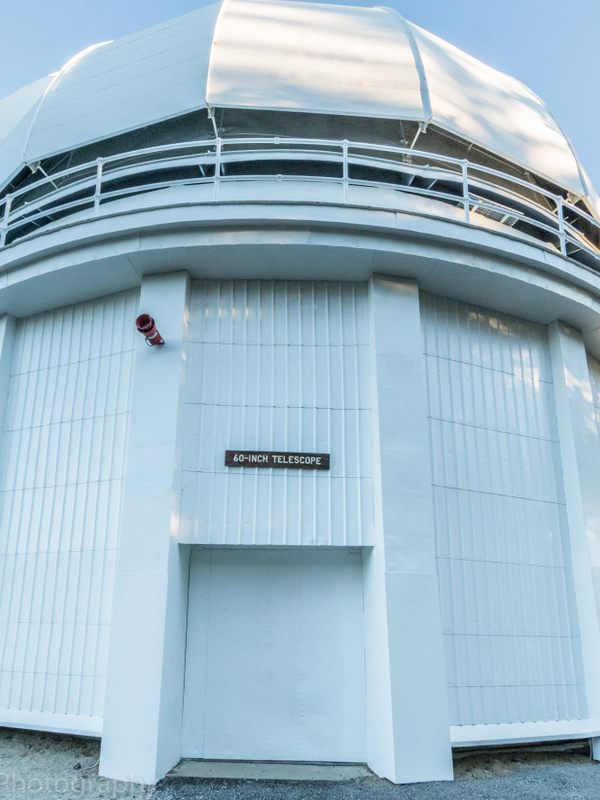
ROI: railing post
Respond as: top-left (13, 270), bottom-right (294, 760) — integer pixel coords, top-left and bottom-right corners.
top-left (214, 137), bottom-right (222, 201)
top-left (342, 140), bottom-right (349, 204)
top-left (94, 158), bottom-right (103, 215)
top-left (0, 194), bottom-right (12, 248)
top-left (557, 196), bottom-right (567, 256)
top-left (461, 160), bottom-right (470, 224)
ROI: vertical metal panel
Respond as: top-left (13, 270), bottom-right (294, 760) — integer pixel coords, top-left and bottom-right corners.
top-left (422, 293), bottom-right (585, 726)
top-left (180, 280), bottom-right (373, 546)
top-left (0, 290), bottom-right (137, 727)
top-left (588, 355), bottom-right (600, 427)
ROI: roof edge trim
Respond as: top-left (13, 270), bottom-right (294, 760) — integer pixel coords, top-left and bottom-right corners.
top-left (395, 12), bottom-right (432, 122)
top-left (21, 105), bottom-right (211, 168)
top-left (20, 41), bottom-right (113, 169)
top-left (433, 119), bottom-right (585, 198)
top-left (205, 0), bottom-right (227, 106)
top-left (553, 117), bottom-right (593, 202)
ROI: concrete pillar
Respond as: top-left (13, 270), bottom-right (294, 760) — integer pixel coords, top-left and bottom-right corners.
top-left (548, 322), bottom-right (600, 757)
top-left (364, 275), bottom-right (453, 783)
top-left (100, 272), bottom-right (191, 783)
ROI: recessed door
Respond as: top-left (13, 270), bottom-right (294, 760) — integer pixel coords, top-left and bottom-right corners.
top-left (182, 548), bottom-right (366, 762)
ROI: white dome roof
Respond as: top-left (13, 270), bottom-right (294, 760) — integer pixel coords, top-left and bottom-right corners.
top-left (0, 0), bottom-right (595, 206)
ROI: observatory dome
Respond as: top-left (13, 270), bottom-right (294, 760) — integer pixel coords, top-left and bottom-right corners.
top-left (0, 0), bottom-right (597, 210)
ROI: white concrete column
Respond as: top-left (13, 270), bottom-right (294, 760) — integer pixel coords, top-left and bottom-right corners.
top-left (548, 322), bottom-right (600, 756)
top-left (364, 275), bottom-right (453, 784)
top-left (100, 272), bottom-right (191, 783)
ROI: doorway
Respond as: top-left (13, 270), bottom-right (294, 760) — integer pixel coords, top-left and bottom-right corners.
top-left (182, 548), bottom-right (366, 762)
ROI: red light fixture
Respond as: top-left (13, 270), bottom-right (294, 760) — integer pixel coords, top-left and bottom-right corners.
top-left (135, 314), bottom-right (164, 346)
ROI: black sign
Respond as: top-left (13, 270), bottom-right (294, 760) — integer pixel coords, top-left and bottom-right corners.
top-left (225, 450), bottom-right (330, 470)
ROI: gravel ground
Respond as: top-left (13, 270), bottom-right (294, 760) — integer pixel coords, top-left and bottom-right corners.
top-left (2, 728), bottom-right (600, 800)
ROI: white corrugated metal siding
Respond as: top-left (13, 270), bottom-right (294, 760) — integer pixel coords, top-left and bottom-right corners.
top-left (421, 293), bottom-right (586, 726)
top-left (0, 290), bottom-right (137, 731)
top-left (179, 280), bottom-right (373, 546)
top-left (589, 355), bottom-right (600, 429)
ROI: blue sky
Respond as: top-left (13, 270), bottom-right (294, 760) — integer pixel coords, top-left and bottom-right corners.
top-left (1, 0), bottom-right (598, 186)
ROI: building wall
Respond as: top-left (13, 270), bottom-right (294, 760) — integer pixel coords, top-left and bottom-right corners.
top-left (421, 293), bottom-right (586, 726)
top-left (0, 290), bottom-right (137, 731)
top-left (589, 355), bottom-right (600, 432)
top-left (179, 279), bottom-right (374, 546)
top-left (1, 271), bottom-right (597, 747)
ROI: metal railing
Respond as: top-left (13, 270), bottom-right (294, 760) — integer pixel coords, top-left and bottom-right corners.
top-left (0, 136), bottom-right (598, 269)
